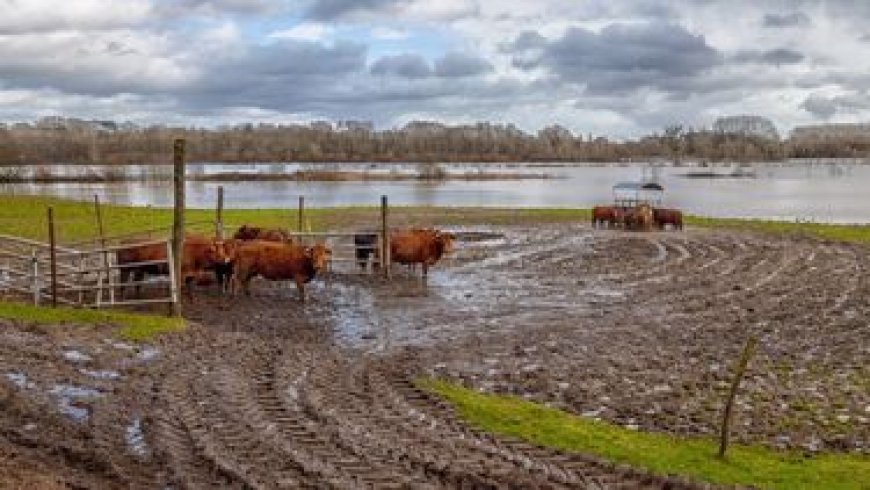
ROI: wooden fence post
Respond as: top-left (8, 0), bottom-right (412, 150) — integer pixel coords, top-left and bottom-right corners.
top-left (47, 207), bottom-right (57, 307)
top-left (171, 138), bottom-right (186, 317)
top-left (216, 185), bottom-right (224, 239)
top-left (94, 194), bottom-right (113, 305)
top-left (381, 195), bottom-right (390, 279)
top-left (30, 249), bottom-right (40, 305)
top-left (718, 334), bottom-right (759, 458)
top-left (298, 195), bottom-right (305, 233)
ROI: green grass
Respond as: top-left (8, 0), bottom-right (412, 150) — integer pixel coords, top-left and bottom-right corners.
top-left (686, 215), bottom-right (870, 244)
top-left (421, 379), bottom-right (870, 490)
top-left (2, 194), bottom-right (870, 245)
top-left (0, 300), bottom-right (185, 341)
top-left (0, 194), bottom-right (591, 243)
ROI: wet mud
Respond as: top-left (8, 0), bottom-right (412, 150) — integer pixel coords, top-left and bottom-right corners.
top-left (1, 224), bottom-right (867, 488)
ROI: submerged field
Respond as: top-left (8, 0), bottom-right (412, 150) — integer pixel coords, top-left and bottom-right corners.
top-left (0, 195), bottom-right (868, 488)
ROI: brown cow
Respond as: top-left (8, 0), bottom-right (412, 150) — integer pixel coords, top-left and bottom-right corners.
top-left (233, 224), bottom-right (293, 243)
top-left (592, 206), bottom-right (623, 228)
top-left (623, 204), bottom-right (654, 231)
top-left (116, 234), bottom-right (230, 298)
top-left (390, 228), bottom-right (456, 277)
top-left (231, 241), bottom-right (332, 301)
top-left (653, 208), bottom-right (683, 230)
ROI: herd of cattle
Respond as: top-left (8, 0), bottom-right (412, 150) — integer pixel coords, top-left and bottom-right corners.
top-left (114, 206), bottom-right (679, 301)
top-left (591, 204), bottom-right (683, 231)
top-left (115, 226), bottom-right (456, 301)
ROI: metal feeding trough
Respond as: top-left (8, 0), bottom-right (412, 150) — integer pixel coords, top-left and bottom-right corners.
top-left (612, 181), bottom-right (664, 209)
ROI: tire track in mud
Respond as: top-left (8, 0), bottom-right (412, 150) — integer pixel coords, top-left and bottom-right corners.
top-left (146, 332), bottom-right (706, 489)
top-left (432, 226), bottom-right (867, 454)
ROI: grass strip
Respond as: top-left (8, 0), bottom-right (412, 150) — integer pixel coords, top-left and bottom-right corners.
top-left (420, 378), bottom-right (870, 490)
top-left (2, 194), bottom-right (870, 244)
top-left (0, 300), bottom-right (185, 341)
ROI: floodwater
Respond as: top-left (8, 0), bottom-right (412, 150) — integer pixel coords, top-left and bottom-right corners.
top-left (1, 160), bottom-right (868, 223)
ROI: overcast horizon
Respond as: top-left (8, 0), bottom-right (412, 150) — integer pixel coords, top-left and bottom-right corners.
top-left (2, 1), bottom-right (869, 138)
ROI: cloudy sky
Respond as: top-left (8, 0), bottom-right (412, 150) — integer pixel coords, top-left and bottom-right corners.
top-left (1, 0), bottom-right (869, 137)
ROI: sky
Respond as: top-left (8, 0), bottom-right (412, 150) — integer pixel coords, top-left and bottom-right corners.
top-left (1, 0), bottom-right (869, 138)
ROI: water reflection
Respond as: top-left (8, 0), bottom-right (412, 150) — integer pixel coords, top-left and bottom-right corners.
top-left (1, 161), bottom-right (869, 223)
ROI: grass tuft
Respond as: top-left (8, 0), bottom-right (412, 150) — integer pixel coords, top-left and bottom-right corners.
top-left (0, 300), bottom-right (185, 341)
top-left (420, 378), bottom-right (870, 490)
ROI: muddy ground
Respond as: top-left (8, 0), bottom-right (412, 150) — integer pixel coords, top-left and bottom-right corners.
top-left (1, 224), bottom-right (867, 488)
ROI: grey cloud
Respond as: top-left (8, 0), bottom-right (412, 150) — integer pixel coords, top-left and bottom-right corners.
top-left (800, 92), bottom-right (870, 119)
top-left (733, 48), bottom-right (805, 66)
top-left (801, 95), bottom-right (838, 119)
top-left (510, 22), bottom-right (721, 94)
top-left (306, 0), bottom-right (407, 20)
top-left (173, 0), bottom-right (274, 13)
top-left (190, 39), bottom-right (367, 98)
top-left (434, 52), bottom-right (493, 77)
top-left (762, 12), bottom-right (811, 27)
top-left (370, 53), bottom-right (432, 78)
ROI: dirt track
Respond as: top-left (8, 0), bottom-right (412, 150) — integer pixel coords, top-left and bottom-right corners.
top-left (1, 224), bottom-right (867, 488)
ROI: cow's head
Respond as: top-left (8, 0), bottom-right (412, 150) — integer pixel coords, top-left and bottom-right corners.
top-left (307, 243), bottom-right (332, 272)
top-left (435, 231), bottom-right (457, 255)
top-left (220, 239), bottom-right (242, 264)
top-left (210, 239), bottom-right (234, 265)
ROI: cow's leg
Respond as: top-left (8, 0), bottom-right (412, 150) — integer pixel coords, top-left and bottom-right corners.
top-left (421, 263), bottom-right (428, 277)
top-left (241, 272), bottom-right (253, 296)
top-left (184, 276), bottom-right (195, 301)
top-left (295, 276), bottom-right (306, 302)
top-left (230, 273), bottom-right (242, 297)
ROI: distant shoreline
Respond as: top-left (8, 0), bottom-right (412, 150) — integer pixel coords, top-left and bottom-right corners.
top-left (0, 169), bottom-right (558, 184)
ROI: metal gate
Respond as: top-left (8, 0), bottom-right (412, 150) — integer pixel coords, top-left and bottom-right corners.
top-left (0, 233), bottom-right (177, 309)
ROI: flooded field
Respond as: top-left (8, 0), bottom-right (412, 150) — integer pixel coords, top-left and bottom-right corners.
top-left (2, 160), bottom-right (870, 222)
top-left (1, 222), bottom-right (866, 488)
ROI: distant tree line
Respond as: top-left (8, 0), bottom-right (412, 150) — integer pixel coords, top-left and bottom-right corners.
top-left (0, 118), bottom-right (868, 165)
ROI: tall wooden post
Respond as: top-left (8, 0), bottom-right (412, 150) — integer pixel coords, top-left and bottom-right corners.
top-left (171, 139), bottom-right (186, 317)
top-left (216, 185), bottom-right (224, 239)
top-left (47, 207), bottom-right (57, 307)
top-left (381, 195), bottom-right (390, 279)
top-left (94, 194), bottom-right (113, 304)
top-left (298, 195), bottom-right (305, 233)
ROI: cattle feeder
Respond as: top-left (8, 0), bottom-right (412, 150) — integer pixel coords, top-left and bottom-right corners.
top-left (612, 181), bottom-right (664, 209)
top-left (592, 181), bottom-right (682, 231)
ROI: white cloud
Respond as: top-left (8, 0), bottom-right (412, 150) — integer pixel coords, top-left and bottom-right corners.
top-left (0, 0), bottom-right (153, 33)
top-left (370, 27), bottom-right (409, 40)
top-left (268, 23), bottom-right (333, 42)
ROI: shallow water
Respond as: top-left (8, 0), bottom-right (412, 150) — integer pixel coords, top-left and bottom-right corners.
top-left (2, 160), bottom-right (869, 222)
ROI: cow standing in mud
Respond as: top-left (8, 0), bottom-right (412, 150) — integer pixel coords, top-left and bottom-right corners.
top-left (231, 241), bottom-right (331, 301)
top-left (389, 228), bottom-right (456, 277)
top-left (623, 204), bottom-right (655, 231)
top-left (653, 208), bottom-right (684, 230)
top-left (216, 225), bottom-right (295, 291)
top-left (116, 234), bottom-right (231, 299)
top-left (353, 232), bottom-right (380, 270)
top-left (591, 206), bottom-right (624, 228)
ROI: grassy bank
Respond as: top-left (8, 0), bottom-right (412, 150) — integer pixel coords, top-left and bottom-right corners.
top-left (421, 379), bottom-right (869, 490)
top-left (0, 301), bottom-right (185, 341)
top-left (2, 194), bottom-right (870, 244)
top-left (686, 215), bottom-right (870, 244)
top-left (0, 195), bottom-right (591, 242)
